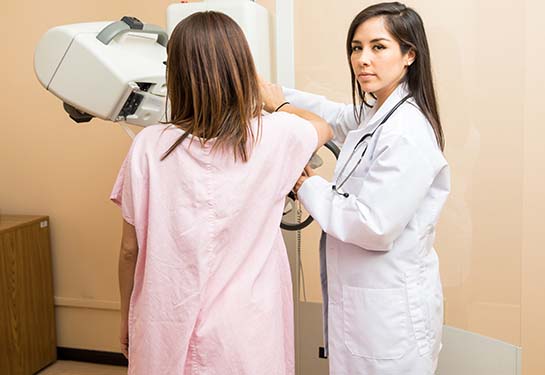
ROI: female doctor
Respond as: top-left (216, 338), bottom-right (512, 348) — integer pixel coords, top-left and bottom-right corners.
top-left (262, 2), bottom-right (450, 374)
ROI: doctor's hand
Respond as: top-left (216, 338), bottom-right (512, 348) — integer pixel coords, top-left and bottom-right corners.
top-left (294, 165), bottom-right (316, 194)
top-left (259, 77), bottom-right (286, 113)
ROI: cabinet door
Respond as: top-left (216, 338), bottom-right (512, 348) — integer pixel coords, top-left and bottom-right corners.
top-left (0, 232), bottom-right (20, 374)
top-left (19, 220), bottom-right (57, 373)
top-left (0, 219), bottom-right (56, 374)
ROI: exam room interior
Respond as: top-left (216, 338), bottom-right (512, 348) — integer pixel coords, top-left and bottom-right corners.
top-left (1, 0), bottom-right (544, 374)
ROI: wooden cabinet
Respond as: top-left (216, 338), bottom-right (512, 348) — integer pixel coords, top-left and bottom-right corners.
top-left (0, 215), bottom-right (56, 374)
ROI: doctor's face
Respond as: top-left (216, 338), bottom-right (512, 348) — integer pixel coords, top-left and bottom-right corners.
top-left (350, 16), bottom-right (415, 107)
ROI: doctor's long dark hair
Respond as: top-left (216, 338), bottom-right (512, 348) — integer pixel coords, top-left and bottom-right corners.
top-left (161, 11), bottom-right (262, 161)
top-left (347, 2), bottom-right (445, 151)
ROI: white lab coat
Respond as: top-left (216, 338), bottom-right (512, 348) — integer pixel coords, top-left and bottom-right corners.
top-left (285, 84), bottom-right (450, 375)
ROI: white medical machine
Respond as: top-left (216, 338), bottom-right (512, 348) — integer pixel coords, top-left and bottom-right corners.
top-left (166, 1), bottom-right (271, 82)
top-left (33, 0), bottom-right (337, 231)
top-left (34, 1), bottom-right (272, 127)
top-left (34, 16), bottom-right (168, 126)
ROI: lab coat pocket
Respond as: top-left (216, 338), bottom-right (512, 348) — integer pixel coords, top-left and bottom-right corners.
top-left (342, 285), bottom-right (409, 359)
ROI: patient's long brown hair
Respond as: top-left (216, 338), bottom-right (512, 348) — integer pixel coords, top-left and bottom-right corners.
top-left (161, 11), bottom-right (262, 161)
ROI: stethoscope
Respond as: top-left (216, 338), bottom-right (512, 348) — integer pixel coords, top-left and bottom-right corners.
top-left (332, 94), bottom-right (412, 198)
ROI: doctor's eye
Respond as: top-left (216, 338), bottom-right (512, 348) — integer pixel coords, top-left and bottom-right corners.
top-left (351, 45), bottom-right (362, 53)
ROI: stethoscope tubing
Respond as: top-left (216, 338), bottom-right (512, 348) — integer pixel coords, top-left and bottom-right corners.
top-left (332, 94), bottom-right (412, 198)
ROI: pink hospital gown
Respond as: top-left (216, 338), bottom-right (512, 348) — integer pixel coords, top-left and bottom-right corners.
top-left (110, 112), bottom-right (317, 375)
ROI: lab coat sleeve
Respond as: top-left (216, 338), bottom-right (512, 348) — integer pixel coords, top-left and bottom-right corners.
top-left (283, 87), bottom-right (360, 145)
top-left (298, 134), bottom-right (437, 250)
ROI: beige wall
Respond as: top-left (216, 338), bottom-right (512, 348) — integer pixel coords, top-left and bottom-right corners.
top-left (522, 1), bottom-right (545, 373)
top-left (1, 0), bottom-right (544, 374)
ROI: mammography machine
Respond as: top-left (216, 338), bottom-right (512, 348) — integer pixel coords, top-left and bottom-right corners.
top-left (34, 1), bottom-right (271, 127)
top-left (34, 0), bottom-right (338, 231)
top-left (34, 16), bottom-right (168, 126)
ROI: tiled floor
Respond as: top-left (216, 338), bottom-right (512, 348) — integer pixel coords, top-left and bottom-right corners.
top-left (37, 360), bottom-right (127, 375)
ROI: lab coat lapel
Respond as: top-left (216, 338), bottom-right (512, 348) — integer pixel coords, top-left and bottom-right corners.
top-left (359, 83), bottom-right (410, 135)
top-left (331, 84), bottom-right (411, 184)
